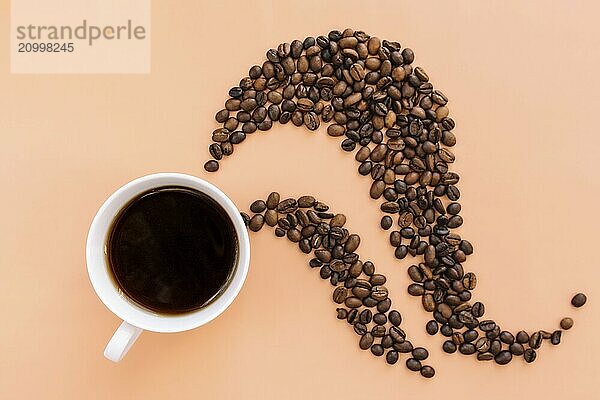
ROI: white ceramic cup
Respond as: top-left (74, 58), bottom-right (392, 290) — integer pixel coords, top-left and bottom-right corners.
top-left (86, 173), bottom-right (250, 362)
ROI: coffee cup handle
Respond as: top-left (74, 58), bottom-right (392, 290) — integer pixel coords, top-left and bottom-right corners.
top-left (104, 321), bottom-right (143, 362)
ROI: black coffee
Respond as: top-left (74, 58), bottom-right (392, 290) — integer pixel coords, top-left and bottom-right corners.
top-left (107, 186), bottom-right (238, 314)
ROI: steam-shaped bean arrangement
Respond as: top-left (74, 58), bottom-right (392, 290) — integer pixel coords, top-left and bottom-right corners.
top-left (203, 28), bottom-right (586, 377)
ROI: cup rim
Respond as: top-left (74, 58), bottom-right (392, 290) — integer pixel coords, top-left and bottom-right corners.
top-left (86, 173), bottom-right (250, 333)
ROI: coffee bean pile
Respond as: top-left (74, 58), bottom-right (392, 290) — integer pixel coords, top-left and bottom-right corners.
top-left (242, 193), bottom-right (435, 378)
top-left (204, 28), bottom-right (587, 370)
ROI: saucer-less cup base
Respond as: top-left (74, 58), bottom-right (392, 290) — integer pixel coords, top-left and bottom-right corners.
top-left (86, 173), bottom-right (250, 362)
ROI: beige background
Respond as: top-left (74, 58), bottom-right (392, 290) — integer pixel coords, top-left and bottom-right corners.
top-left (1, 1), bottom-right (599, 398)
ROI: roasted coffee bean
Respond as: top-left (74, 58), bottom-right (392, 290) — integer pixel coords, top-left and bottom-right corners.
top-left (560, 317), bottom-right (573, 330)
top-left (204, 160), bottom-right (219, 172)
top-left (389, 326), bottom-right (406, 343)
top-left (354, 323), bottom-right (368, 335)
top-left (359, 332), bottom-right (374, 350)
top-left (408, 284), bottom-right (425, 296)
top-left (277, 198), bottom-right (298, 213)
top-left (373, 313), bottom-right (387, 325)
top-left (443, 340), bottom-right (457, 353)
top-left (359, 309), bottom-right (373, 324)
top-left (371, 344), bottom-right (384, 357)
top-left (377, 298), bottom-right (392, 313)
top-left (524, 348), bottom-right (537, 363)
top-left (412, 347), bottom-right (428, 360)
top-left (463, 330), bottom-right (478, 343)
top-left (406, 358), bottom-right (422, 371)
top-left (571, 293), bottom-right (587, 307)
top-left (345, 297), bottom-right (362, 308)
top-left (479, 320), bottom-right (496, 332)
top-left (551, 330), bottom-right (562, 345)
top-left (250, 200), bottom-right (267, 213)
top-left (494, 350), bottom-right (512, 365)
top-left (418, 365), bottom-right (434, 378)
top-left (475, 337), bottom-right (490, 353)
top-left (336, 308), bottom-right (348, 319)
top-left (344, 234), bottom-right (360, 252)
top-left (471, 302), bottom-right (485, 318)
top-left (347, 309), bottom-right (358, 324)
top-left (509, 343), bottom-right (524, 356)
top-left (516, 331), bottom-right (529, 344)
top-left (372, 325), bottom-right (387, 337)
top-left (249, 214), bottom-right (264, 232)
top-left (274, 227), bottom-right (285, 237)
top-left (380, 215), bottom-right (393, 230)
top-left (333, 287), bottom-right (348, 304)
top-left (459, 343), bottom-right (476, 355)
top-left (381, 335), bottom-right (395, 349)
top-left (386, 350), bottom-right (399, 365)
top-left (529, 331), bottom-right (543, 349)
top-left (422, 294), bottom-right (435, 312)
top-left (426, 320), bottom-right (439, 335)
top-left (389, 310), bottom-right (402, 326)
top-left (500, 331), bottom-right (515, 345)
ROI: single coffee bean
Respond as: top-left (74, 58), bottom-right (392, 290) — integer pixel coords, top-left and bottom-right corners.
top-left (204, 160), bottom-right (219, 172)
top-left (551, 330), bottom-right (562, 345)
top-left (359, 332), bottom-right (374, 350)
top-left (250, 200), bottom-right (267, 213)
top-left (420, 365), bottom-right (435, 378)
top-left (354, 323), bottom-right (367, 335)
top-left (249, 214), bottom-right (264, 232)
top-left (509, 342), bottom-right (524, 356)
top-left (373, 313), bottom-right (387, 325)
top-left (494, 350), bottom-right (512, 365)
top-left (513, 331), bottom-right (528, 345)
top-left (277, 198), bottom-right (298, 213)
top-left (571, 293), bottom-right (587, 307)
top-left (560, 317), bottom-right (573, 330)
top-left (345, 297), bottom-right (362, 308)
top-left (297, 195), bottom-right (316, 208)
top-left (389, 310), bottom-right (402, 326)
top-left (359, 309), bottom-right (372, 324)
top-left (422, 294), bottom-right (435, 312)
top-left (386, 350), bottom-right (399, 365)
top-left (372, 325), bottom-right (387, 337)
top-left (344, 234), bottom-right (360, 252)
top-left (443, 340), bottom-right (457, 353)
top-left (333, 287), bottom-right (348, 304)
top-left (471, 302), bottom-right (485, 318)
top-left (266, 192), bottom-right (280, 209)
top-left (274, 227), bottom-right (285, 237)
top-left (524, 348), bottom-right (537, 363)
top-left (412, 347), bottom-right (428, 361)
top-left (529, 331), bottom-right (543, 349)
top-left (426, 320), bottom-right (439, 335)
top-left (479, 320), bottom-right (496, 332)
top-left (406, 358), bottom-right (422, 371)
top-left (347, 309), bottom-right (358, 324)
top-left (389, 326), bottom-right (406, 343)
top-left (371, 344), bottom-right (384, 357)
top-left (459, 343), bottom-right (476, 355)
top-left (380, 215), bottom-right (393, 230)
top-left (475, 337), bottom-right (490, 352)
top-left (336, 307), bottom-right (351, 320)
top-left (377, 298), bottom-right (391, 313)
top-left (477, 352), bottom-right (494, 361)
top-left (500, 331), bottom-right (515, 345)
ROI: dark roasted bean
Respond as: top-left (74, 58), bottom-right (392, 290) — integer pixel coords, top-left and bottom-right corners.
top-left (560, 317), bottom-right (573, 330)
top-left (571, 293), bottom-right (587, 307)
